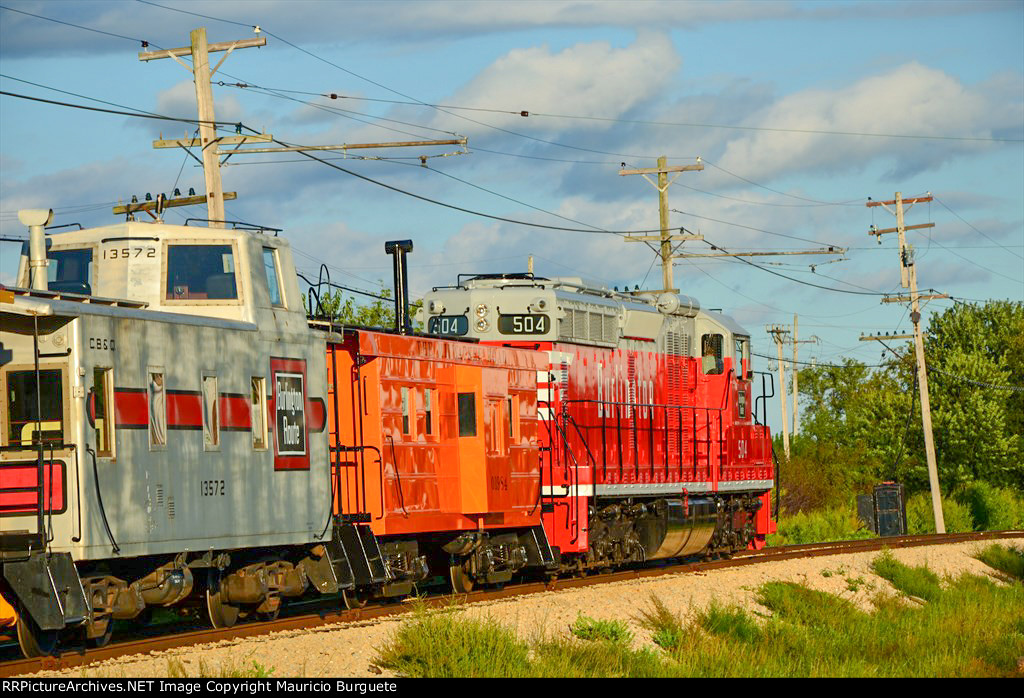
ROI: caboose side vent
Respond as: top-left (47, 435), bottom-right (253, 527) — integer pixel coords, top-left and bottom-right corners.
top-left (385, 239), bottom-right (414, 335)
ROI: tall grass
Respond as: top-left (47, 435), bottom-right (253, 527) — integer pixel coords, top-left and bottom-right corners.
top-left (374, 555), bottom-right (1024, 678)
top-left (976, 544), bottom-right (1024, 582)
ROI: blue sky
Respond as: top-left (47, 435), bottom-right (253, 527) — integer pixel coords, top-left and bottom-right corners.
top-left (1, 0), bottom-right (1022, 434)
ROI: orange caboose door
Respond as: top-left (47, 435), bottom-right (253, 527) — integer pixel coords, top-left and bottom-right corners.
top-left (484, 394), bottom-right (512, 513)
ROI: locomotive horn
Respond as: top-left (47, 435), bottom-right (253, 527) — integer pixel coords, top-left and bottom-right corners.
top-left (385, 239), bottom-right (414, 335)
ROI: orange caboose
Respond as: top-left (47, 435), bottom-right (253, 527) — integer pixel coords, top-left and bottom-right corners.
top-left (326, 329), bottom-right (555, 596)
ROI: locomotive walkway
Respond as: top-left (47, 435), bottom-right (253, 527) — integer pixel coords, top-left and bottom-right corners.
top-left (2, 530), bottom-right (1021, 677)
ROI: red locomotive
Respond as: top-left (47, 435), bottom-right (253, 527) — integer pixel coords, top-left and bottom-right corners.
top-left (421, 274), bottom-right (776, 572)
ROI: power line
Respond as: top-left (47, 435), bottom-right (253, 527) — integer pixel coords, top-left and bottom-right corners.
top-left (933, 196), bottom-right (1024, 262)
top-left (218, 83), bottom-right (1024, 144)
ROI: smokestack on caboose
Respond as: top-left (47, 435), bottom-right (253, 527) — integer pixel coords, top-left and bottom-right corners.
top-left (385, 239), bottom-right (414, 335)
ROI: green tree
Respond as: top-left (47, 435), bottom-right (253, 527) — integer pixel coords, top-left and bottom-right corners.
top-left (305, 286), bottom-right (423, 330)
top-left (925, 300), bottom-right (1023, 488)
top-left (793, 300), bottom-right (1024, 494)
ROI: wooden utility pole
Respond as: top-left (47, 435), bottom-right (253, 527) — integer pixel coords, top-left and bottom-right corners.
top-left (140, 28), bottom-right (267, 227)
top-left (866, 192), bottom-right (945, 533)
top-left (140, 28), bottom-right (468, 227)
top-left (789, 315), bottom-right (820, 436)
top-left (766, 324), bottom-right (791, 458)
top-left (619, 157), bottom-right (704, 293)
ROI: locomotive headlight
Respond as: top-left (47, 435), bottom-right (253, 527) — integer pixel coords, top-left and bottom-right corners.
top-left (476, 318), bottom-right (489, 332)
top-left (428, 300), bottom-right (445, 315)
top-left (475, 303), bottom-right (489, 318)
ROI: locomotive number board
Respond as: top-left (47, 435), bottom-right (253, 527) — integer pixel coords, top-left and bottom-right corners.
top-left (497, 314), bottom-right (550, 335)
top-left (427, 315), bottom-right (468, 336)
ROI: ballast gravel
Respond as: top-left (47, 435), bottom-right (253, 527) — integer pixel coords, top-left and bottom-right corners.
top-left (24, 537), bottom-right (1024, 678)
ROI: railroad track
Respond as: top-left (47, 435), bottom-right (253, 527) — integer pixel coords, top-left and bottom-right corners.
top-left (3, 530), bottom-right (1021, 678)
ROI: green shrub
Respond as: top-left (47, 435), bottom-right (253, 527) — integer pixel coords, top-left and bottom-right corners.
top-left (767, 505), bottom-right (875, 546)
top-left (633, 595), bottom-right (685, 651)
top-left (777, 437), bottom-right (882, 514)
top-left (954, 482), bottom-right (1024, 531)
top-left (905, 493), bottom-right (974, 534)
top-left (570, 613), bottom-right (633, 644)
top-left (697, 602), bottom-right (763, 644)
top-left (375, 609), bottom-right (530, 677)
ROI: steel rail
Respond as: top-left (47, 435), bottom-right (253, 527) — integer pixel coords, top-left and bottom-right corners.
top-left (2, 529), bottom-right (1021, 677)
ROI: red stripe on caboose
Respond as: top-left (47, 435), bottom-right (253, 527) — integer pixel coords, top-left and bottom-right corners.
top-left (220, 394), bottom-right (251, 431)
top-left (114, 389), bottom-right (148, 428)
top-left (167, 390), bottom-right (203, 429)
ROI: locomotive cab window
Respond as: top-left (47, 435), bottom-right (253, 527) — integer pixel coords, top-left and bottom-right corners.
top-left (457, 392), bottom-right (477, 437)
top-left (735, 338), bottom-right (751, 380)
top-left (701, 334), bottom-right (724, 375)
top-left (166, 244), bottom-right (238, 301)
top-left (4, 368), bottom-right (66, 447)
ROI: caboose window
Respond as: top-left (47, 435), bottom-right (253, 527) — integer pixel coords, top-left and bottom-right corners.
top-left (166, 244), bottom-right (237, 301)
top-left (47, 248), bottom-right (93, 295)
top-left (148, 371), bottom-right (166, 449)
top-left (202, 375), bottom-right (220, 448)
top-left (262, 247), bottom-right (283, 307)
top-left (401, 387), bottom-right (411, 435)
top-left (5, 369), bottom-right (64, 447)
top-left (423, 388), bottom-right (433, 436)
top-left (457, 393), bottom-right (477, 437)
top-left (93, 367), bottom-right (114, 457)
top-left (252, 377), bottom-right (268, 450)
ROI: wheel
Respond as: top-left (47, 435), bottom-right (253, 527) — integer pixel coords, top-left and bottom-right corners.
top-left (449, 563), bottom-right (474, 594)
top-left (205, 571), bottom-right (240, 629)
top-left (342, 588), bottom-right (370, 610)
top-left (16, 604), bottom-right (59, 658)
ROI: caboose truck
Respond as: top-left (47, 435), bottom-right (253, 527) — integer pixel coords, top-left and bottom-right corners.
top-left (419, 274), bottom-right (776, 574)
top-left (0, 211), bottom-right (555, 657)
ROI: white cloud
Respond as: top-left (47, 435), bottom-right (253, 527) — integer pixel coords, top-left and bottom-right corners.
top-left (715, 63), bottom-right (1017, 182)
top-left (426, 33), bottom-right (679, 137)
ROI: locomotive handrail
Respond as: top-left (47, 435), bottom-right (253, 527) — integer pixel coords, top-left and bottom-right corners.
top-left (546, 408), bottom-right (584, 544)
top-left (752, 370), bottom-right (775, 429)
top-left (562, 398), bottom-right (726, 487)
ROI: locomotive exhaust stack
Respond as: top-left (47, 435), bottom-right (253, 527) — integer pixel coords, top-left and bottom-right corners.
top-left (385, 239), bottom-right (414, 335)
